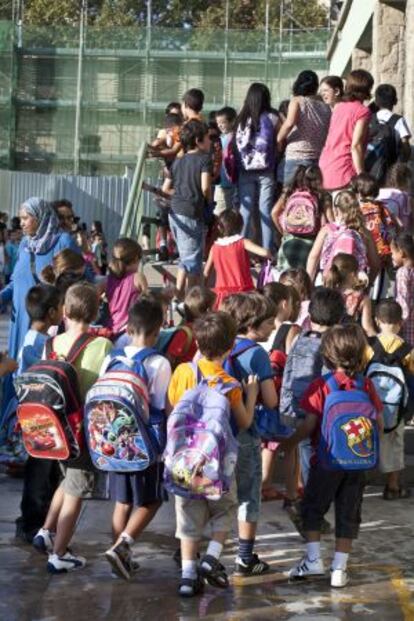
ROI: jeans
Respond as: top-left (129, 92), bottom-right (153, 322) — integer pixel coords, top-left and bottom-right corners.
top-left (169, 212), bottom-right (204, 275)
top-left (279, 158), bottom-right (317, 187)
top-left (238, 170), bottom-right (275, 250)
top-left (236, 431), bottom-right (262, 523)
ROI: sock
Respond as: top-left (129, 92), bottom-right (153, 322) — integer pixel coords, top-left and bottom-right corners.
top-left (201, 540), bottom-right (223, 570)
top-left (332, 551), bottom-right (349, 571)
top-left (306, 541), bottom-right (321, 561)
top-left (38, 527), bottom-right (50, 536)
top-left (238, 538), bottom-right (255, 563)
top-left (182, 559), bottom-right (198, 581)
top-left (120, 531), bottom-right (134, 546)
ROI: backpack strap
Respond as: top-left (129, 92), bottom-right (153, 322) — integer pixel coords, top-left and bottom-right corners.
top-left (370, 337), bottom-right (412, 366)
top-left (231, 338), bottom-right (258, 359)
top-left (66, 333), bottom-right (97, 364)
top-left (44, 337), bottom-right (55, 360)
top-left (325, 372), bottom-right (339, 392)
top-left (188, 360), bottom-right (202, 384)
top-left (271, 324), bottom-right (291, 354)
top-left (388, 113), bottom-right (402, 129)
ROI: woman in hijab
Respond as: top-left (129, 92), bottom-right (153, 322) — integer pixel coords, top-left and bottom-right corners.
top-left (0, 197), bottom-right (78, 360)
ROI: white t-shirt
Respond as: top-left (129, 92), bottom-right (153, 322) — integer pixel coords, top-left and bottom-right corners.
top-left (376, 109), bottom-right (412, 141)
top-left (100, 346), bottom-right (171, 410)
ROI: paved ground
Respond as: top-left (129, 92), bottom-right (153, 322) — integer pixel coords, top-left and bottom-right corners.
top-left (0, 473), bottom-right (413, 621)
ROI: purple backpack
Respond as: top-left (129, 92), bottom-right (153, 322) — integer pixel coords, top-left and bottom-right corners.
top-left (163, 363), bottom-right (239, 500)
top-left (257, 260), bottom-right (277, 289)
top-left (236, 113), bottom-right (276, 171)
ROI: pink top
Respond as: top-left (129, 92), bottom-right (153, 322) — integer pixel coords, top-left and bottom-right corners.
top-left (106, 272), bottom-right (140, 334)
top-left (319, 101), bottom-right (371, 190)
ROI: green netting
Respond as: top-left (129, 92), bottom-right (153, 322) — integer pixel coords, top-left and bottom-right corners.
top-left (0, 21), bottom-right (329, 175)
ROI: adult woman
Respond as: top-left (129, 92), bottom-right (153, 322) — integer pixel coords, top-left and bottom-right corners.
top-left (319, 75), bottom-right (344, 109)
top-left (236, 83), bottom-right (279, 250)
top-left (0, 197), bottom-right (78, 360)
top-left (319, 69), bottom-right (374, 192)
top-left (277, 70), bottom-right (331, 187)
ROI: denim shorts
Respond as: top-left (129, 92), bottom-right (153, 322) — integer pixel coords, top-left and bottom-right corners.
top-left (279, 158), bottom-right (317, 187)
top-left (235, 431), bottom-right (262, 523)
top-left (169, 212), bottom-right (204, 275)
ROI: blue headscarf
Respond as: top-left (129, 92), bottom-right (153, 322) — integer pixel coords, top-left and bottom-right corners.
top-left (22, 197), bottom-right (61, 255)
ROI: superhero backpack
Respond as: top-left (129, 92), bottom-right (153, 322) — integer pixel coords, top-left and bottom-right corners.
top-left (163, 363), bottom-right (239, 500)
top-left (85, 347), bottom-right (165, 473)
top-left (320, 223), bottom-right (368, 274)
top-left (365, 114), bottom-right (401, 184)
top-left (360, 200), bottom-right (397, 257)
top-left (318, 373), bottom-right (379, 471)
top-left (14, 334), bottom-right (95, 461)
top-left (283, 190), bottom-right (319, 237)
top-left (365, 338), bottom-right (411, 433)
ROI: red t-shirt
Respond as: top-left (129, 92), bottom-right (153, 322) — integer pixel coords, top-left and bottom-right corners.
top-left (299, 371), bottom-right (383, 465)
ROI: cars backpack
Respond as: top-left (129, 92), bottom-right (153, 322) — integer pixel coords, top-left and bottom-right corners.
top-left (320, 223), bottom-right (368, 274)
top-left (280, 331), bottom-right (325, 427)
top-left (283, 190), bottom-right (319, 237)
top-left (318, 373), bottom-right (379, 471)
top-left (163, 363), bottom-right (239, 500)
top-left (84, 347), bottom-right (165, 472)
top-left (360, 200), bottom-right (397, 257)
top-left (365, 338), bottom-right (411, 433)
top-left (14, 334), bottom-right (95, 461)
top-left (365, 114), bottom-right (401, 184)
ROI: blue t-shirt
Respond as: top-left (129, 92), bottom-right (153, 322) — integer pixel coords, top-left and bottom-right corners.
top-left (17, 329), bottom-right (48, 375)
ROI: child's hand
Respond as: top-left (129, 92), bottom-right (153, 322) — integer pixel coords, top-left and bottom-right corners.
top-left (0, 355), bottom-right (18, 376)
top-left (243, 374), bottom-right (259, 399)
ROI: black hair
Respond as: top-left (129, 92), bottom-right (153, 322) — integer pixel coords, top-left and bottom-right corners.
top-left (128, 297), bottom-right (164, 337)
top-left (165, 101), bottom-right (181, 114)
top-left (237, 82), bottom-right (272, 133)
top-left (216, 106), bottom-right (237, 123)
top-left (375, 298), bottom-right (403, 324)
top-left (309, 286), bottom-right (344, 326)
top-left (278, 99), bottom-right (290, 118)
top-left (392, 233), bottom-right (414, 262)
top-left (26, 284), bottom-right (61, 322)
top-left (180, 119), bottom-right (209, 152)
top-left (52, 199), bottom-right (73, 210)
top-left (292, 70), bottom-right (319, 97)
top-left (285, 164), bottom-right (323, 198)
top-left (351, 172), bottom-right (380, 200)
top-left (182, 88), bottom-right (204, 113)
top-left (165, 113), bottom-right (182, 128)
top-left (375, 84), bottom-right (398, 110)
top-left (55, 271), bottom-right (87, 297)
top-left (217, 209), bottom-right (244, 237)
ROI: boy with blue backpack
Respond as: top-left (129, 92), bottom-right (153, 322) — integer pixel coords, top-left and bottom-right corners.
top-left (167, 311), bottom-right (259, 597)
top-left (285, 324), bottom-right (383, 588)
top-left (97, 297), bottom-right (171, 580)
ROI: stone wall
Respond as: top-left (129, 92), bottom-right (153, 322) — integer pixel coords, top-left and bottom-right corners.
top-left (403, 0), bottom-right (414, 132)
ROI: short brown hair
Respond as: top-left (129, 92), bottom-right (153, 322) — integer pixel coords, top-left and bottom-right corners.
top-left (194, 311), bottom-right (237, 359)
top-left (321, 324), bottom-right (367, 376)
top-left (183, 286), bottom-right (216, 322)
top-left (220, 292), bottom-right (275, 334)
top-left (41, 248), bottom-right (85, 285)
top-left (344, 69), bottom-right (374, 102)
top-left (375, 299), bottom-right (403, 324)
top-left (64, 283), bottom-right (99, 324)
top-left (109, 238), bottom-right (142, 279)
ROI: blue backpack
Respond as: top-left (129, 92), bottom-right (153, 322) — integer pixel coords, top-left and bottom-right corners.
top-left (85, 347), bottom-right (166, 472)
top-left (318, 373), bottom-right (379, 471)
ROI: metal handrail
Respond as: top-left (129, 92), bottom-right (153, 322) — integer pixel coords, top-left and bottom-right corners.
top-left (119, 142), bottom-right (147, 239)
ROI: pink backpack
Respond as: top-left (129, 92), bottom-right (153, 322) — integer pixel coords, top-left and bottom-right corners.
top-left (283, 190), bottom-right (319, 237)
top-left (321, 224), bottom-right (368, 274)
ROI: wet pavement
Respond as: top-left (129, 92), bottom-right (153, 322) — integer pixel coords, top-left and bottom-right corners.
top-left (0, 474), bottom-right (413, 621)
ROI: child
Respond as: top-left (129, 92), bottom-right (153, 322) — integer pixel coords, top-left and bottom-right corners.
top-left (35, 283), bottom-right (113, 573)
top-left (162, 120), bottom-right (212, 299)
top-left (271, 165), bottom-right (333, 272)
top-left (215, 106), bottom-right (237, 214)
top-left (102, 297), bottom-right (172, 580)
top-left (279, 267), bottom-right (313, 330)
top-left (279, 287), bottom-right (344, 533)
top-left (323, 253), bottom-right (376, 336)
top-left (181, 88), bottom-right (204, 122)
top-left (391, 234), bottom-right (414, 346)
top-left (75, 228), bottom-right (100, 275)
top-left (149, 112), bottom-right (183, 163)
top-left (285, 324), bottom-right (383, 588)
top-left (365, 299), bottom-right (413, 500)
top-left (378, 163), bottom-right (412, 231)
top-left (4, 228), bottom-right (20, 284)
top-left (40, 249), bottom-right (87, 286)
top-left (204, 209), bottom-right (270, 309)
top-left (168, 312), bottom-right (259, 597)
top-left (106, 238), bottom-right (148, 337)
top-left (220, 292), bottom-right (278, 575)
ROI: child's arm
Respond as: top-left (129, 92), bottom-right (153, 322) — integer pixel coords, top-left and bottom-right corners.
top-left (232, 375), bottom-right (259, 430)
top-left (282, 413), bottom-right (319, 450)
top-left (201, 171), bottom-right (212, 204)
top-left (161, 176), bottom-right (174, 197)
top-left (260, 377), bottom-right (278, 409)
top-left (364, 231), bottom-right (380, 285)
top-left (243, 239), bottom-right (272, 259)
top-left (361, 295), bottom-right (377, 337)
top-left (271, 193), bottom-right (287, 234)
top-left (203, 248), bottom-right (214, 279)
top-left (134, 268), bottom-right (148, 294)
top-left (306, 226), bottom-right (328, 281)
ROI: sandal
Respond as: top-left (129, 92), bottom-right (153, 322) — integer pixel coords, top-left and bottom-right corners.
top-left (199, 555), bottom-right (229, 588)
top-left (261, 487), bottom-right (285, 502)
top-left (178, 575), bottom-right (204, 598)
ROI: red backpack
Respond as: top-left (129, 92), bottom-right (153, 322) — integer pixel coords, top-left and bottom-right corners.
top-left (269, 324), bottom-right (292, 395)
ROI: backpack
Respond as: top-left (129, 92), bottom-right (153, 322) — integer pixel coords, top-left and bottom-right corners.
top-left (283, 190), bottom-right (319, 237)
top-left (360, 201), bottom-right (397, 257)
top-left (84, 347), bottom-right (165, 472)
top-left (321, 224), bottom-right (368, 274)
top-left (222, 134), bottom-right (238, 184)
top-left (236, 113), bottom-right (276, 171)
top-left (318, 373), bottom-right (379, 471)
top-left (156, 325), bottom-right (194, 369)
top-left (279, 331), bottom-right (325, 428)
top-left (365, 114), bottom-right (401, 183)
top-left (365, 338), bottom-right (411, 433)
top-left (257, 259), bottom-right (278, 289)
top-left (163, 363), bottom-right (239, 500)
top-left (14, 334), bottom-right (95, 461)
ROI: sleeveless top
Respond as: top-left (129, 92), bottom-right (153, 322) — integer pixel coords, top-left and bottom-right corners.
top-left (106, 272), bottom-right (140, 334)
top-left (285, 97), bottom-right (331, 161)
top-left (212, 235), bottom-right (254, 292)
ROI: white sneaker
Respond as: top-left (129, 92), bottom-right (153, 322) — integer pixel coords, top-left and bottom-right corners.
top-left (331, 568), bottom-right (349, 588)
top-left (32, 528), bottom-right (54, 554)
top-left (47, 552), bottom-right (86, 574)
top-left (289, 555), bottom-right (325, 579)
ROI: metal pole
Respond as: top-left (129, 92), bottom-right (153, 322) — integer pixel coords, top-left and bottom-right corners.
top-left (278, 0), bottom-right (283, 99)
top-left (264, 0), bottom-right (270, 82)
top-left (223, 0), bottom-right (229, 103)
top-left (143, 0), bottom-right (152, 126)
top-left (73, 0), bottom-right (86, 175)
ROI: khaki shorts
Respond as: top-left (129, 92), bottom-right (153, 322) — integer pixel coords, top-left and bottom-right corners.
top-left (60, 467), bottom-right (99, 499)
top-left (379, 422), bottom-right (405, 474)
top-left (175, 479), bottom-right (237, 540)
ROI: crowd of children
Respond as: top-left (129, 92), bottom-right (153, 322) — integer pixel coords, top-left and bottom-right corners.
top-left (0, 71), bottom-right (413, 601)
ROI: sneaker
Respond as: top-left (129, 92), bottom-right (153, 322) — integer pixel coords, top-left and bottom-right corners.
top-left (47, 552), bottom-right (86, 574)
top-left (105, 540), bottom-right (132, 580)
top-left (32, 528), bottom-right (54, 554)
top-left (178, 574), bottom-right (205, 598)
top-left (200, 554), bottom-right (229, 588)
top-left (234, 554), bottom-right (270, 576)
top-left (289, 555), bottom-right (325, 580)
top-left (283, 498), bottom-right (305, 537)
top-left (331, 568), bottom-right (349, 588)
